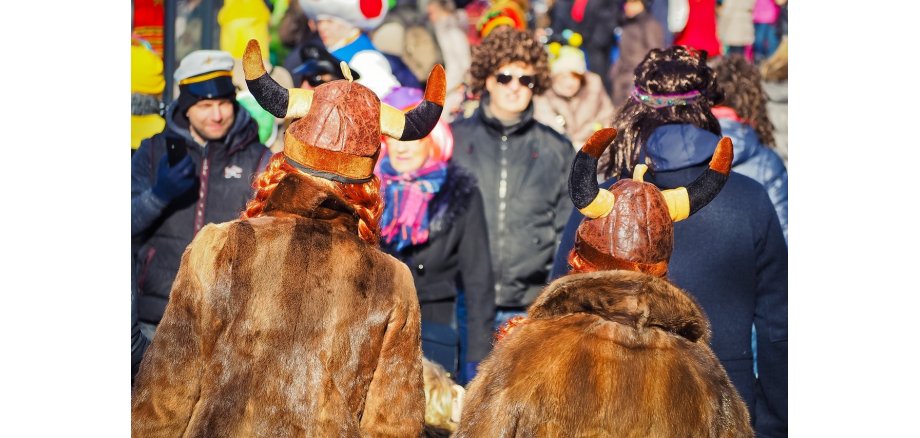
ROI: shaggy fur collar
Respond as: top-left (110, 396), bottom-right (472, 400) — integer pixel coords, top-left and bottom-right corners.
top-left (530, 270), bottom-right (712, 344)
top-left (427, 163), bottom-right (478, 241)
top-left (262, 172), bottom-right (359, 233)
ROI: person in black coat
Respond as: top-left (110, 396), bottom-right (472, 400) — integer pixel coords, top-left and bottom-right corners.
top-left (376, 87), bottom-right (496, 384)
top-left (553, 47), bottom-right (787, 437)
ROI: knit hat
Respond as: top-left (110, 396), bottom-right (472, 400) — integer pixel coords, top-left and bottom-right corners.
top-left (379, 87), bottom-right (453, 162)
top-left (131, 43), bottom-right (165, 95)
top-left (174, 50), bottom-right (237, 113)
top-left (568, 128), bottom-right (733, 276)
top-left (548, 45), bottom-right (587, 76)
top-left (298, 0), bottom-right (389, 31)
top-left (243, 40), bottom-right (446, 183)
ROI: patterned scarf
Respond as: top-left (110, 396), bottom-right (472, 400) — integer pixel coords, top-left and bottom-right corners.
top-left (378, 156), bottom-right (448, 252)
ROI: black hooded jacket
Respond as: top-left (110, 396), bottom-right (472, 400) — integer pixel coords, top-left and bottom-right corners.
top-left (131, 102), bottom-right (271, 325)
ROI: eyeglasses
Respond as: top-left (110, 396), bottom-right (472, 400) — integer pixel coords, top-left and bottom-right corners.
top-left (495, 72), bottom-right (536, 89)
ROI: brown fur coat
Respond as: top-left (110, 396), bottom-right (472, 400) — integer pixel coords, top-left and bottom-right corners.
top-left (131, 173), bottom-right (425, 437)
top-left (456, 270), bottom-right (752, 437)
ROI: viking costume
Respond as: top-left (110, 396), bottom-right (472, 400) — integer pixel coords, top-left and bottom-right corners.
top-left (457, 129), bottom-right (753, 437)
top-left (132, 40), bottom-right (447, 437)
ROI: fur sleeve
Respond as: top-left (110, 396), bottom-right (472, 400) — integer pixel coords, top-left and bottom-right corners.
top-left (359, 263), bottom-right (425, 437)
top-left (131, 224), bottom-right (226, 437)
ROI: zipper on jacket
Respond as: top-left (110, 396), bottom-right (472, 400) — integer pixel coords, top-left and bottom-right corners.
top-left (496, 134), bottom-right (508, 296)
top-left (194, 144), bottom-right (211, 235)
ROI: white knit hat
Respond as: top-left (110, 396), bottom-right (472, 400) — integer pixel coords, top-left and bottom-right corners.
top-left (550, 45), bottom-right (587, 76)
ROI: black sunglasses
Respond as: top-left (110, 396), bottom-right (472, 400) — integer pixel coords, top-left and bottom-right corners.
top-left (495, 72), bottom-right (536, 89)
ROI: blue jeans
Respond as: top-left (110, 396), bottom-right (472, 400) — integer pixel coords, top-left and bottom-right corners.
top-left (754, 23), bottom-right (779, 61)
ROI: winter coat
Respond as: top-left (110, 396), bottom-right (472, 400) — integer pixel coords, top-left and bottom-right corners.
top-left (550, 124), bottom-right (788, 437)
top-left (753, 0), bottom-right (780, 24)
top-left (718, 115), bottom-right (788, 241)
top-left (550, 0), bottom-right (620, 91)
top-left (132, 102), bottom-right (272, 325)
top-left (718, 0), bottom-right (756, 47)
top-left (673, 0), bottom-right (722, 58)
top-left (532, 71), bottom-right (616, 149)
top-left (431, 12), bottom-right (471, 94)
top-left (457, 270), bottom-right (753, 437)
top-left (609, 10), bottom-right (665, 108)
top-left (762, 80), bottom-right (788, 164)
top-left (383, 163), bottom-right (496, 363)
top-left (451, 94), bottom-right (575, 308)
top-left (131, 172), bottom-right (425, 437)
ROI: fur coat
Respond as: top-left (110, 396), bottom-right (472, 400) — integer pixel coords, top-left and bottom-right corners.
top-left (131, 172), bottom-right (425, 437)
top-left (456, 270), bottom-right (753, 437)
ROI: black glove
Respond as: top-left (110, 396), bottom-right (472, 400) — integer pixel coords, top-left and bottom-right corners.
top-left (152, 154), bottom-right (196, 203)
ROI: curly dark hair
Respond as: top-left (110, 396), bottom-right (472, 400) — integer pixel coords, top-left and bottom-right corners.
top-left (598, 46), bottom-right (724, 179)
top-left (469, 27), bottom-right (551, 96)
top-left (713, 55), bottom-right (775, 148)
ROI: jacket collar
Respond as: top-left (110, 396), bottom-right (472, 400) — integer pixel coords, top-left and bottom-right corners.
top-left (475, 92), bottom-right (536, 136)
top-left (261, 172), bottom-right (360, 233)
top-left (530, 270), bottom-right (711, 344)
top-left (165, 100), bottom-right (258, 155)
top-left (642, 124), bottom-right (721, 172)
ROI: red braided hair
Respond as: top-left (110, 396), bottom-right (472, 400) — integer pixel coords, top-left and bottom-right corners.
top-left (242, 152), bottom-right (383, 246)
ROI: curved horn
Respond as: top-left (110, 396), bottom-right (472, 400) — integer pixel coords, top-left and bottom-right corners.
top-left (242, 40), bottom-right (314, 119)
top-left (568, 128), bottom-right (618, 219)
top-left (660, 136), bottom-right (734, 222)
top-left (381, 64), bottom-right (447, 140)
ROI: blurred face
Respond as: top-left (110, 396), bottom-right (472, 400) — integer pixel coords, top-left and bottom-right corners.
top-left (624, 0), bottom-right (645, 18)
top-left (485, 61), bottom-right (536, 120)
top-left (552, 72), bottom-right (584, 98)
top-left (387, 138), bottom-right (432, 174)
top-left (317, 18), bottom-right (354, 48)
top-left (186, 98), bottom-right (235, 143)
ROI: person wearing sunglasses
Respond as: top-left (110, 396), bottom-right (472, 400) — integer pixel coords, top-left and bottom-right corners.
top-left (451, 27), bottom-right (575, 331)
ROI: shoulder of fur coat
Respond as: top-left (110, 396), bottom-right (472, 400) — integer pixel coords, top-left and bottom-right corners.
top-left (456, 270), bottom-right (753, 437)
top-left (132, 175), bottom-right (425, 437)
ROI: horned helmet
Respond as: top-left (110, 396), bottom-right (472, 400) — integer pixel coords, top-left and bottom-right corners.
top-left (241, 40), bottom-right (446, 183)
top-left (568, 128), bottom-right (733, 277)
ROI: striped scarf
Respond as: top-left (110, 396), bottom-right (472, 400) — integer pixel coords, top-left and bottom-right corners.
top-left (378, 156), bottom-right (448, 252)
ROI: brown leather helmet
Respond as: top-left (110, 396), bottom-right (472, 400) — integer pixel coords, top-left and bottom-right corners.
top-left (241, 39), bottom-right (446, 183)
top-left (568, 128), bottom-right (733, 277)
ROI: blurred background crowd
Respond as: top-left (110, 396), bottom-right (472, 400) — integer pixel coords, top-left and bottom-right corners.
top-left (132, 0), bottom-right (788, 435)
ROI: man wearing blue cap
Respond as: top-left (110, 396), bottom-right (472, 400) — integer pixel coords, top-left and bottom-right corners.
top-left (131, 50), bottom-right (272, 338)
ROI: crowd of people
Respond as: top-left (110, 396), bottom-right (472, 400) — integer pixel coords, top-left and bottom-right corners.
top-left (131, 0), bottom-right (788, 435)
